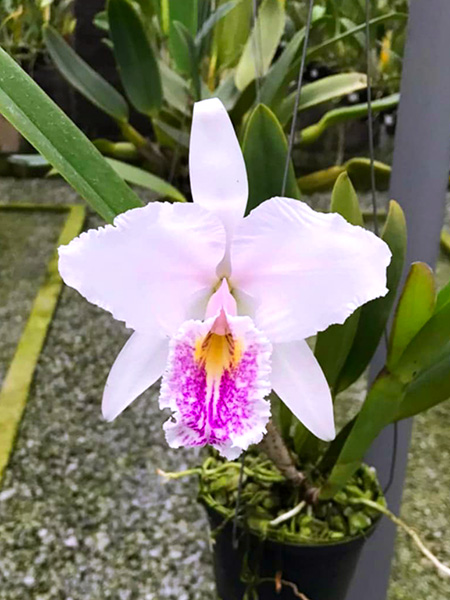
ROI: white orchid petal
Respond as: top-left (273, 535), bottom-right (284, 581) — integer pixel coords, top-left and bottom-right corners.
top-left (271, 341), bottom-right (335, 441)
top-left (190, 98), bottom-right (248, 236)
top-left (58, 202), bottom-right (226, 335)
top-left (231, 197), bottom-right (391, 342)
top-left (102, 332), bottom-right (169, 421)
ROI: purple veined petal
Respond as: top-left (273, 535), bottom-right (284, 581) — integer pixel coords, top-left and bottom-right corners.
top-left (159, 313), bottom-right (272, 459)
top-left (102, 331), bottom-right (169, 421)
top-left (230, 196), bottom-right (392, 343)
top-left (58, 202), bottom-right (226, 335)
top-left (271, 340), bottom-right (335, 441)
top-left (189, 98), bottom-right (248, 264)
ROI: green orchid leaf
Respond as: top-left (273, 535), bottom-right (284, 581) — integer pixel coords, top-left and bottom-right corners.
top-left (297, 158), bottom-right (391, 195)
top-left (173, 21), bottom-right (201, 101)
top-left (215, 73), bottom-right (242, 111)
top-left (317, 417), bottom-right (356, 474)
top-left (167, 0), bottom-right (198, 73)
top-left (212, 0), bottom-right (252, 70)
top-left (105, 158), bottom-right (186, 202)
top-left (345, 158), bottom-right (391, 192)
top-left (435, 276), bottom-right (450, 314)
top-left (260, 27), bottom-right (306, 108)
top-left (277, 73), bottom-right (368, 127)
top-left (153, 119), bottom-right (190, 149)
top-left (392, 300), bottom-right (450, 384)
top-left (93, 10), bottom-right (109, 32)
top-left (314, 174), bottom-right (363, 390)
top-left (44, 25), bottom-right (129, 122)
top-left (235, 0), bottom-right (285, 92)
top-left (320, 371), bottom-right (407, 499)
top-left (387, 263), bottom-right (436, 369)
top-left (329, 172), bottom-right (364, 226)
top-left (242, 103), bottom-right (300, 213)
top-left (396, 352), bottom-right (450, 421)
top-left (195, 1), bottom-right (237, 47)
top-left (159, 62), bottom-right (191, 115)
top-left (108, 0), bottom-right (162, 116)
top-left (93, 140), bottom-right (139, 160)
top-left (336, 200), bottom-right (407, 393)
top-left (0, 47), bottom-right (141, 222)
top-left (307, 12), bottom-right (408, 61)
top-left (300, 94), bottom-right (400, 146)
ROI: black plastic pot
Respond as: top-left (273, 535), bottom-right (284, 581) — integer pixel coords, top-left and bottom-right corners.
top-left (206, 505), bottom-right (378, 600)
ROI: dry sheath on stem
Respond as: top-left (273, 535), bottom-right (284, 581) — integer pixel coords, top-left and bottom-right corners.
top-left (260, 420), bottom-right (319, 503)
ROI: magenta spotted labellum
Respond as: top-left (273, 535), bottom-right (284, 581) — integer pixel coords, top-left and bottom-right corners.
top-left (58, 98), bottom-right (391, 459)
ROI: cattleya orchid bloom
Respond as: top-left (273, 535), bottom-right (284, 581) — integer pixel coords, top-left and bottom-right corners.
top-left (58, 98), bottom-right (391, 459)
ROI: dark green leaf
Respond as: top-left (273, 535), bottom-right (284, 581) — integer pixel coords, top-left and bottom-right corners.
top-left (387, 263), bottom-right (436, 369)
top-left (315, 173), bottom-right (363, 390)
top-left (0, 47), bottom-right (141, 222)
top-left (242, 103), bottom-right (300, 213)
top-left (44, 25), bottom-right (129, 122)
top-left (320, 372), bottom-right (407, 499)
top-left (173, 21), bottom-right (201, 101)
top-left (396, 352), bottom-right (450, 420)
top-left (108, 0), bottom-right (162, 115)
top-left (167, 0), bottom-right (198, 72)
top-left (392, 300), bottom-right (450, 383)
top-left (336, 200), bottom-right (407, 393)
top-left (435, 275), bottom-right (450, 314)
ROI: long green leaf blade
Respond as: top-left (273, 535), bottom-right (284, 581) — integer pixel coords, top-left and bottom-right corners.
top-left (277, 73), bottom-right (368, 127)
top-left (0, 48), bottom-right (141, 222)
top-left (173, 21), bottom-right (201, 101)
top-left (260, 27), bottom-right (306, 107)
top-left (300, 94), bottom-right (400, 145)
top-left (315, 174), bottom-right (363, 390)
top-left (336, 200), bottom-right (407, 393)
top-left (44, 25), bottom-right (129, 122)
top-left (396, 352), bottom-right (450, 420)
top-left (235, 0), bottom-right (285, 92)
top-left (167, 0), bottom-right (198, 72)
top-left (320, 372), bottom-right (406, 499)
top-left (212, 0), bottom-right (252, 70)
top-left (108, 0), bottom-right (162, 116)
top-left (387, 263), bottom-right (436, 369)
top-left (242, 103), bottom-right (300, 213)
top-left (106, 158), bottom-right (186, 202)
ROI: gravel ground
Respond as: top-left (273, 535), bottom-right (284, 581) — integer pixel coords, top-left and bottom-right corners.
top-left (0, 178), bottom-right (449, 599)
top-left (0, 208), bottom-right (64, 386)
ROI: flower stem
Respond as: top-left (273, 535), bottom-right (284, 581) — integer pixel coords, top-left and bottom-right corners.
top-left (259, 421), bottom-right (319, 503)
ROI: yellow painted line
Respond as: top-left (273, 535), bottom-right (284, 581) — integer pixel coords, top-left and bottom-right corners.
top-left (0, 205), bottom-right (86, 483)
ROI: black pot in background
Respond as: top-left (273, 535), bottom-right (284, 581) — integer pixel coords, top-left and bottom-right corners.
top-left (206, 505), bottom-right (378, 600)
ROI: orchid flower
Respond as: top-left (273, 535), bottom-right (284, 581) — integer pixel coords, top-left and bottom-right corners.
top-left (58, 98), bottom-right (391, 460)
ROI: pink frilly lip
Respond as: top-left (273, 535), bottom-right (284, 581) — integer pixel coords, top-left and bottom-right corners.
top-left (159, 280), bottom-right (272, 459)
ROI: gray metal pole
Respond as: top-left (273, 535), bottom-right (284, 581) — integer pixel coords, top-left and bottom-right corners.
top-left (347, 1), bottom-right (450, 598)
